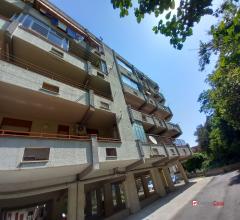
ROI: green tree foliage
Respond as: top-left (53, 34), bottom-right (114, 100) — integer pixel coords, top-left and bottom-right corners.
top-left (199, 1), bottom-right (240, 130)
top-left (183, 152), bottom-right (207, 172)
top-left (197, 1), bottom-right (240, 167)
top-left (194, 117), bottom-right (211, 152)
top-left (111, 0), bottom-right (239, 49)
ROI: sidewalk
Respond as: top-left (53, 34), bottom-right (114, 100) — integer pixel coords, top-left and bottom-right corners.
top-left (126, 177), bottom-right (213, 220)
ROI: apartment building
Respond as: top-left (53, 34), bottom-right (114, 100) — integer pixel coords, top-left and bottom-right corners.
top-left (0, 0), bottom-right (192, 219)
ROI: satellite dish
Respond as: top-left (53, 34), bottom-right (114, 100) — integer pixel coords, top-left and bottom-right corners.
top-left (149, 135), bottom-right (157, 145)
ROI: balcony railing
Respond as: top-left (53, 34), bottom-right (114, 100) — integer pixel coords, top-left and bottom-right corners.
top-left (0, 129), bottom-right (121, 143)
top-left (0, 129), bottom-right (91, 141)
top-left (166, 122), bottom-right (182, 133)
top-left (0, 50), bottom-right (112, 100)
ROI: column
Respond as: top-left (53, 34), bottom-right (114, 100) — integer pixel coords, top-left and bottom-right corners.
top-left (77, 182), bottom-right (85, 220)
top-left (104, 183), bottom-right (114, 217)
top-left (159, 169), bottom-right (168, 189)
top-left (162, 167), bottom-right (175, 191)
top-left (176, 160), bottom-right (189, 184)
top-left (123, 173), bottom-right (141, 214)
top-left (150, 168), bottom-right (166, 197)
top-left (68, 183), bottom-right (77, 220)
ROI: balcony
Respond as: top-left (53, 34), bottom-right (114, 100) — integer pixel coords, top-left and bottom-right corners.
top-left (0, 129), bottom-right (92, 184)
top-left (69, 38), bottom-right (104, 68)
top-left (0, 60), bottom-right (113, 115)
top-left (129, 108), bottom-right (166, 135)
top-left (164, 122), bottom-right (182, 138)
top-left (0, 1), bottom-right (24, 20)
top-left (2, 14), bottom-right (111, 99)
top-left (174, 139), bottom-right (192, 160)
top-left (153, 103), bottom-right (172, 120)
top-left (123, 84), bottom-right (145, 109)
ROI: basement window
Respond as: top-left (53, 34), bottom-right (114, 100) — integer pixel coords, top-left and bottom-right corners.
top-left (22, 148), bottom-right (50, 162)
top-left (100, 101), bottom-right (110, 110)
top-left (106, 148), bottom-right (117, 159)
top-left (170, 149), bottom-right (176, 155)
top-left (97, 72), bottom-right (105, 79)
top-left (42, 82), bottom-right (59, 94)
top-left (151, 148), bottom-right (159, 157)
top-left (50, 47), bottom-right (64, 58)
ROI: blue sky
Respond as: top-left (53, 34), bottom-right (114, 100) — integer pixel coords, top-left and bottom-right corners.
top-left (50, 0), bottom-right (218, 146)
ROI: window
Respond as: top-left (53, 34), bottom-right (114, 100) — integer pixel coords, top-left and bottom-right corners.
top-left (170, 148), bottom-right (176, 155)
top-left (42, 82), bottom-right (59, 94)
top-left (21, 14), bottom-right (69, 51)
top-left (111, 182), bottom-right (126, 211)
top-left (100, 60), bottom-right (108, 74)
top-left (97, 72), bottom-right (105, 79)
top-left (1, 117), bottom-right (32, 132)
top-left (23, 148), bottom-right (50, 162)
top-left (151, 148), bottom-right (159, 157)
top-left (121, 74), bottom-right (139, 91)
top-left (106, 148), bottom-right (117, 158)
top-left (85, 188), bottom-right (104, 219)
top-left (100, 101), bottom-right (110, 110)
top-left (58, 125), bottom-right (69, 135)
top-left (50, 47), bottom-right (64, 58)
top-left (132, 122), bottom-right (147, 143)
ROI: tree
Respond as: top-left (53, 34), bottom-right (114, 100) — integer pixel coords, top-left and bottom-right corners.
top-left (197, 1), bottom-right (240, 167)
top-left (183, 152), bottom-right (206, 172)
top-left (111, 0), bottom-right (239, 49)
top-left (194, 117), bottom-right (211, 152)
top-left (199, 1), bottom-right (240, 130)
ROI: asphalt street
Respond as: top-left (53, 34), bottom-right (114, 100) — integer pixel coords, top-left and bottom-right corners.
top-left (172, 170), bottom-right (240, 220)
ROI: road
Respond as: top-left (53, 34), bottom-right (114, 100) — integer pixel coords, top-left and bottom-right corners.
top-left (172, 170), bottom-right (240, 220)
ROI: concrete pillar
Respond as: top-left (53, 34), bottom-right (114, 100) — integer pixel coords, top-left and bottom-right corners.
top-left (150, 168), bottom-right (166, 197)
top-left (104, 183), bottom-right (114, 217)
top-left (68, 183), bottom-right (77, 220)
top-left (123, 173), bottom-right (141, 214)
top-left (176, 160), bottom-right (189, 184)
top-left (159, 169), bottom-right (168, 189)
top-left (77, 182), bottom-right (85, 220)
top-left (162, 167), bottom-right (175, 191)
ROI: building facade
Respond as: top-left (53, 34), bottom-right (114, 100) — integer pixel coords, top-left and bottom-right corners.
top-left (0, 0), bottom-right (192, 219)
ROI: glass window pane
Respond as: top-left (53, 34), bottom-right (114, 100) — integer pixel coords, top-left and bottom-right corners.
top-left (48, 31), bottom-right (63, 47)
top-left (31, 20), bottom-right (49, 37)
top-left (22, 15), bottom-right (32, 28)
top-left (132, 122), bottom-right (147, 143)
top-left (100, 60), bottom-right (108, 74)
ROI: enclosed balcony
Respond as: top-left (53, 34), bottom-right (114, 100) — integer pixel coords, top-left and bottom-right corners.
top-left (164, 122), bottom-right (182, 138)
top-left (2, 14), bottom-right (111, 100)
top-left (174, 139), bottom-right (192, 161)
top-left (153, 103), bottom-right (173, 120)
top-left (129, 108), bottom-right (166, 135)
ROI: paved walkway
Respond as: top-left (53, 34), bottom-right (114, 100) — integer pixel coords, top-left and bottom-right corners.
top-left (126, 176), bottom-right (213, 220)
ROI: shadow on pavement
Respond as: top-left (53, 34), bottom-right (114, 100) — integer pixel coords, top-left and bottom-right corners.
top-left (228, 171), bottom-right (240, 186)
top-left (127, 181), bottom-right (196, 220)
